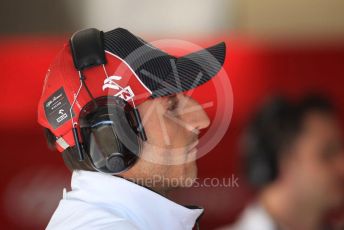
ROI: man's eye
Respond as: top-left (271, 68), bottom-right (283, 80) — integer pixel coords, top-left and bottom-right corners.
top-left (167, 96), bottom-right (179, 112)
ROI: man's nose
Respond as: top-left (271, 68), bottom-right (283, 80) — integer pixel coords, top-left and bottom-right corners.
top-left (184, 97), bottom-right (211, 131)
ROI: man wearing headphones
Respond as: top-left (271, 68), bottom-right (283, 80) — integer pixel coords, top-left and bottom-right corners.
top-left (37, 28), bottom-right (226, 229)
top-left (221, 95), bottom-right (344, 230)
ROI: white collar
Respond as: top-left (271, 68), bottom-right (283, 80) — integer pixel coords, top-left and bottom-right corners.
top-left (68, 170), bottom-right (203, 229)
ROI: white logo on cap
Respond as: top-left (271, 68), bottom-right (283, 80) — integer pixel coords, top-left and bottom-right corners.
top-left (102, 75), bottom-right (122, 91)
top-left (115, 86), bottom-right (135, 101)
top-left (102, 75), bottom-right (135, 101)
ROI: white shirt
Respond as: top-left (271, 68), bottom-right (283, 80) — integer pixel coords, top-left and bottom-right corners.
top-left (217, 202), bottom-right (277, 230)
top-left (46, 170), bottom-right (203, 230)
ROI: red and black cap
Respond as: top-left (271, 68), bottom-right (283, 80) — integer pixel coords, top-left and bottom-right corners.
top-left (37, 28), bottom-right (226, 152)
top-left (103, 28), bottom-right (226, 97)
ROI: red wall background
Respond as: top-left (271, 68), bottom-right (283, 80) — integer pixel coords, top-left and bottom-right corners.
top-left (0, 36), bottom-right (343, 229)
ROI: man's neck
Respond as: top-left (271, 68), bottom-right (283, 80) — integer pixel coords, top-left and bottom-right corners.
top-left (119, 174), bottom-right (170, 197)
top-left (260, 182), bottom-right (326, 230)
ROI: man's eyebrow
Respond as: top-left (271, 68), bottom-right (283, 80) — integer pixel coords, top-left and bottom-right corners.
top-left (166, 95), bottom-right (179, 109)
top-left (166, 94), bottom-right (177, 102)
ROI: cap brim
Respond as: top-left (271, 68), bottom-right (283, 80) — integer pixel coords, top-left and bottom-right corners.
top-left (150, 42), bottom-right (226, 97)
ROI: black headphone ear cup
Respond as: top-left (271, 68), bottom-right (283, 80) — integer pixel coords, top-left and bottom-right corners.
top-left (243, 98), bottom-right (289, 188)
top-left (86, 123), bottom-right (139, 174)
top-left (79, 96), bottom-right (144, 174)
top-left (246, 149), bottom-right (277, 188)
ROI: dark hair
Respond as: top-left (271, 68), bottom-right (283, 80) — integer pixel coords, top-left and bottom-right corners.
top-left (44, 128), bottom-right (95, 172)
top-left (242, 94), bottom-right (336, 188)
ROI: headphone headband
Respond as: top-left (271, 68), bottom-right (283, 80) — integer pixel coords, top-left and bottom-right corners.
top-left (70, 28), bottom-right (106, 71)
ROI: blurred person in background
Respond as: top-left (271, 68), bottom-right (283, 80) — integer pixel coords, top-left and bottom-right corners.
top-left (220, 94), bottom-right (344, 230)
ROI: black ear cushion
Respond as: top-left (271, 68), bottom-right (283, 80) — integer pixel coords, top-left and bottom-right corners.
top-left (109, 105), bottom-right (142, 156)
